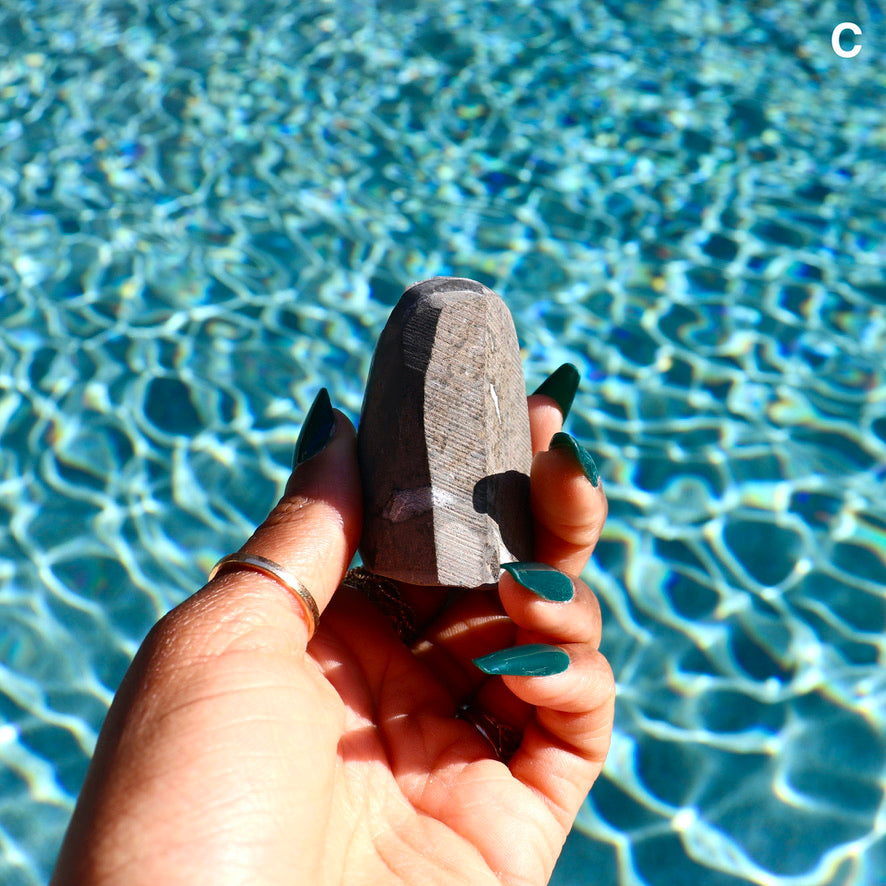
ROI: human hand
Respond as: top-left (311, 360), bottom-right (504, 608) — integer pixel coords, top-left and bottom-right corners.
top-left (52, 369), bottom-right (614, 886)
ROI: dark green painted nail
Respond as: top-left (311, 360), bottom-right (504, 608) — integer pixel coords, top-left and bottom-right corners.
top-left (532, 363), bottom-right (580, 419)
top-left (473, 643), bottom-right (570, 677)
top-left (293, 388), bottom-right (335, 466)
top-left (549, 432), bottom-right (599, 487)
top-left (502, 562), bottom-right (574, 602)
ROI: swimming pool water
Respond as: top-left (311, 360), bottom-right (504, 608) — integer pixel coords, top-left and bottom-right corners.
top-left (1, 1), bottom-right (885, 883)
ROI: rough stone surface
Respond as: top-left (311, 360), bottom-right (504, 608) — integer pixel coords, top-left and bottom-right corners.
top-left (358, 277), bottom-right (533, 587)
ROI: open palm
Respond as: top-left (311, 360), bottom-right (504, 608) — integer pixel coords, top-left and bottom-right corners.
top-left (53, 393), bottom-right (613, 886)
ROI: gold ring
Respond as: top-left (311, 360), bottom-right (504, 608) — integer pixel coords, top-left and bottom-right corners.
top-left (209, 553), bottom-right (321, 639)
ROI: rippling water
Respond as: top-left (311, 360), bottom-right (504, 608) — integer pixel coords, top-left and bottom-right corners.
top-left (1, 1), bottom-right (885, 883)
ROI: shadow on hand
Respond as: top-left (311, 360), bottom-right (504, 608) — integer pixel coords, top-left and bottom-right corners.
top-left (472, 470), bottom-right (533, 563)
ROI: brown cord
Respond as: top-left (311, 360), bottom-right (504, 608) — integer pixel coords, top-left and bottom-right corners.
top-left (343, 567), bottom-right (419, 645)
top-left (456, 701), bottom-right (523, 763)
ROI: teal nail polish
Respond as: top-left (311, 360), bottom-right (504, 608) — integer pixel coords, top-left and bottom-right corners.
top-left (532, 363), bottom-right (579, 419)
top-left (549, 432), bottom-right (599, 487)
top-left (473, 643), bottom-right (569, 677)
top-left (502, 562), bottom-right (574, 602)
top-left (293, 388), bottom-right (335, 466)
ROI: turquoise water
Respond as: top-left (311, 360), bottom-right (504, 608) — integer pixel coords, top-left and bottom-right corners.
top-left (1, 0), bottom-right (885, 883)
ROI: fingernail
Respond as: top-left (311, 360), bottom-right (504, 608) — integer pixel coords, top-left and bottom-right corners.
top-left (532, 363), bottom-right (580, 419)
top-left (549, 432), bottom-right (599, 487)
top-left (502, 562), bottom-right (574, 602)
top-left (293, 388), bottom-right (335, 466)
top-left (473, 643), bottom-right (570, 677)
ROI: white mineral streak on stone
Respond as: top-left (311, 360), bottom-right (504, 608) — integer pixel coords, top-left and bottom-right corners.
top-left (490, 382), bottom-right (501, 423)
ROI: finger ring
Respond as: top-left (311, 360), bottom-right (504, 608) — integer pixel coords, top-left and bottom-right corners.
top-left (456, 701), bottom-right (522, 763)
top-left (343, 567), bottom-right (418, 644)
top-left (209, 553), bottom-right (321, 639)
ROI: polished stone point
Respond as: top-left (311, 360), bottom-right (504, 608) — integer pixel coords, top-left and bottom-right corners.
top-left (357, 276), bottom-right (533, 587)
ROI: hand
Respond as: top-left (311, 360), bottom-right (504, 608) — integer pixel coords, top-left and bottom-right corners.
top-left (52, 382), bottom-right (614, 886)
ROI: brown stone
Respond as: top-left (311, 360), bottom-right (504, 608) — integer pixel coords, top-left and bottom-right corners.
top-left (357, 277), bottom-right (533, 587)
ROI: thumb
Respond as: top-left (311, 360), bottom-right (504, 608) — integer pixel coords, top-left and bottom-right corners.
top-left (207, 387), bottom-right (363, 649)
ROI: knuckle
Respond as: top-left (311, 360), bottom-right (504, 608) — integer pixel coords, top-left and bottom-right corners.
top-left (575, 649), bottom-right (616, 702)
top-left (265, 494), bottom-right (313, 528)
top-left (595, 653), bottom-right (617, 703)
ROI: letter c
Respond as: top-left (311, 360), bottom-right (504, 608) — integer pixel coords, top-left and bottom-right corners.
top-left (832, 22), bottom-right (862, 57)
